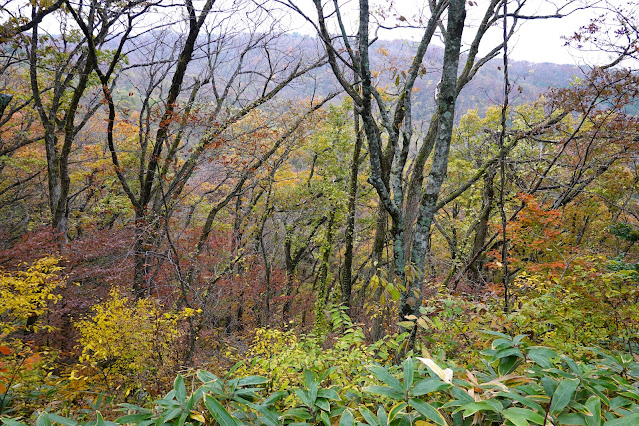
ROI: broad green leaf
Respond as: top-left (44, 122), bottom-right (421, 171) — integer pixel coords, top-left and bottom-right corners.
top-left (309, 381), bottom-right (319, 407)
top-left (158, 407), bottom-right (182, 423)
top-left (339, 409), bottom-right (354, 426)
top-left (237, 376), bottom-right (269, 387)
top-left (495, 391), bottom-right (544, 412)
top-left (527, 347), bottom-right (558, 369)
top-left (115, 413), bottom-right (152, 424)
top-left (315, 397), bottom-right (330, 412)
top-left (542, 377), bottom-right (557, 398)
top-left (411, 378), bottom-right (451, 396)
top-left (204, 395), bottom-right (237, 426)
top-left (43, 414), bottom-right (78, 426)
top-left (513, 335), bottom-right (528, 345)
top-left (1, 419), bottom-right (28, 426)
top-left (499, 355), bottom-right (523, 375)
top-left (282, 408), bottom-right (313, 420)
top-left (359, 407), bottom-right (380, 426)
top-left (620, 390), bottom-right (639, 402)
top-left (318, 412), bottom-right (330, 426)
top-left (585, 396), bottom-right (602, 426)
top-left (493, 338), bottom-right (515, 350)
top-left (388, 402), bottom-right (407, 421)
top-left (403, 358), bottom-right (414, 391)
top-left (583, 384), bottom-right (610, 407)
top-left (408, 398), bottom-right (446, 426)
top-left (304, 371), bottom-right (316, 389)
top-left (459, 400), bottom-right (502, 417)
top-left (572, 401), bottom-right (593, 416)
top-left (550, 378), bottom-right (580, 415)
top-left (363, 385), bottom-right (404, 400)
top-left (197, 370), bottom-right (220, 384)
top-left (36, 414), bottom-right (51, 426)
top-left (263, 390), bottom-right (288, 406)
top-left (561, 356), bottom-right (582, 376)
top-left (295, 389), bottom-right (312, 408)
top-left (377, 407), bottom-right (388, 426)
top-left (249, 404), bottom-right (279, 426)
top-left (174, 375), bottom-right (186, 405)
top-left (450, 386), bottom-right (474, 403)
top-left (610, 396), bottom-right (632, 410)
top-left (502, 407), bottom-right (544, 426)
top-left (317, 388), bottom-right (340, 401)
top-left (369, 366), bottom-right (404, 393)
top-left (557, 413), bottom-right (587, 425)
top-left (603, 413), bottom-right (639, 425)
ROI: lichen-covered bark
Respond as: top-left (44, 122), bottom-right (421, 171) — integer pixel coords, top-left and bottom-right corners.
top-left (403, 0), bottom-right (466, 320)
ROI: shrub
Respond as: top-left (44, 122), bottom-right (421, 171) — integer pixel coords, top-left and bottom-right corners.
top-left (5, 332), bottom-right (639, 425)
top-left (73, 289), bottom-right (198, 400)
top-left (0, 257), bottom-right (64, 416)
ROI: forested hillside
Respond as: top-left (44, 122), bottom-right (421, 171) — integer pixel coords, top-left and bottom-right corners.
top-left (1, 0), bottom-right (638, 425)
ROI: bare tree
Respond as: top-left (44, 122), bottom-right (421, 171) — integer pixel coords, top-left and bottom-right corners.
top-left (281, 0), bottom-right (580, 325)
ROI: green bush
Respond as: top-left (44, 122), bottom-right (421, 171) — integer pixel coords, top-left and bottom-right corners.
top-left (4, 331), bottom-right (639, 425)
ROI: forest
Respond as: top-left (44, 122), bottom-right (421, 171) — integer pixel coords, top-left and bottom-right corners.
top-left (1, 0), bottom-right (638, 424)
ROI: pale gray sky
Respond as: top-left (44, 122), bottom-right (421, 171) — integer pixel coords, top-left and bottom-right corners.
top-left (13, 0), bottom-right (635, 66)
top-left (281, 0), bottom-right (634, 66)
top-left (367, 0), bottom-right (631, 66)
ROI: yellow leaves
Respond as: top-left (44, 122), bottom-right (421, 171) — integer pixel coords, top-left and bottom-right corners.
top-left (0, 256), bottom-right (64, 334)
top-left (189, 412), bottom-right (206, 423)
top-left (74, 289), bottom-right (195, 391)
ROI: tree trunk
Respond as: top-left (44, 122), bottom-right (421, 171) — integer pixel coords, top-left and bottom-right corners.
top-left (401, 0), bottom-right (466, 321)
top-left (341, 113), bottom-right (363, 312)
top-left (315, 211), bottom-right (336, 332)
top-left (467, 166), bottom-right (496, 285)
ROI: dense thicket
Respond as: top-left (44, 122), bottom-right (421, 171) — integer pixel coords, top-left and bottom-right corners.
top-left (0, 0), bottom-right (638, 424)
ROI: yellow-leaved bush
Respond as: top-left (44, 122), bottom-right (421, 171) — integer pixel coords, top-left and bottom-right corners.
top-left (74, 289), bottom-right (197, 397)
top-left (0, 256), bottom-right (64, 335)
top-left (232, 313), bottom-right (403, 399)
top-left (509, 257), bottom-right (639, 354)
top-left (0, 256), bottom-right (64, 414)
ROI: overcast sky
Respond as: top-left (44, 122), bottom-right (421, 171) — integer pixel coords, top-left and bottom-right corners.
top-left (281, 0), bottom-right (632, 66)
top-left (20, 0), bottom-right (635, 67)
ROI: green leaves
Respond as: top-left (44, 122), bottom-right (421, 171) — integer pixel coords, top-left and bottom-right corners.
top-left (502, 407), bottom-right (545, 426)
top-left (410, 378), bottom-right (451, 396)
top-left (604, 413), bottom-right (639, 425)
top-left (362, 385), bottom-right (404, 400)
top-left (3, 335), bottom-right (639, 426)
top-left (174, 375), bottom-right (186, 406)
top-left (408, 399), bottom-right (446, 425)
top-left (549, 378), bottom-right (580, 415)
top-left (368, 365), bottom-right (404, 394)
top-left (204, 395), bottom-right (238, 426)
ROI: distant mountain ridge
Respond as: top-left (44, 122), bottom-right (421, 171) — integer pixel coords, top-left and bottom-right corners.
top-left (344, 38), bottom-right (582, 119)
top-left (275, 36), bottom-right (582, 119)
top-left (118, 33), bottom-right (583, 119)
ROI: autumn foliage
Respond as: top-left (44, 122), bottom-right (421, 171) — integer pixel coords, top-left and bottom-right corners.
top-left (0, 0), bottom-right (638, 423)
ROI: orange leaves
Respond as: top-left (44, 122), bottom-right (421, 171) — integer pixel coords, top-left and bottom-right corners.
top-left (0, 346), bottom-right (10, 355)
top-left (499, 194), bottom-right (572, 275)
top-left (23, 352), bottom-right (41, 369)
